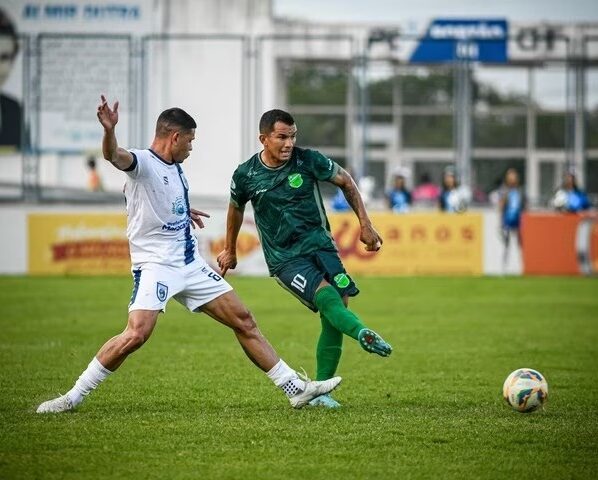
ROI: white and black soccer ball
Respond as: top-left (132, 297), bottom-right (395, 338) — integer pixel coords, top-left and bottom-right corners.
top-left (503, 368), bottom-right (548, 413)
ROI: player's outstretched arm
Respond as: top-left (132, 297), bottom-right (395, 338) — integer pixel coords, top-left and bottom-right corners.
top-left (97, 95), bottom-right (134, 171)
top-left (331, 167), bottom-right (383, 252)
top-left (217, 203), bottom-right (245, 275)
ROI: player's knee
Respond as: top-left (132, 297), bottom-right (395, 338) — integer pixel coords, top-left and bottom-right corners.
top-left (234, 309), bottom-right (258, 337)
top-left (122, 329), bottom-right (148, 352)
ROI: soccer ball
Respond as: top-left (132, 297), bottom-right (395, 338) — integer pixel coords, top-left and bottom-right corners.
top-left (503, 368), bottom-right (548, 413)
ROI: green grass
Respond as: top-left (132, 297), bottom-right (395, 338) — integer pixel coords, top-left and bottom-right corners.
top-left (0, 276), bottom-right (597, 479)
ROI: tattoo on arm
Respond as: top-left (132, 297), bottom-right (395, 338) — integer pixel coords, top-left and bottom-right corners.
top-left (334, 169), bottom-right (368, 222)
top-left (342, 179), bottom-right (362, 213)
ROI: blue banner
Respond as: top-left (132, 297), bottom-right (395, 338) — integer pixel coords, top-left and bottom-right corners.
top-left (410, 19), bottom-right (508, 63)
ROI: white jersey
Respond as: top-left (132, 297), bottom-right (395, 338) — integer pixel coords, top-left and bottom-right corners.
top-left (124, 148), bottom-right (199, 268)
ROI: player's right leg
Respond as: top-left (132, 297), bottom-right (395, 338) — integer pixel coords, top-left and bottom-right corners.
top-left (36, 309), bottom-right (159, 413)
top-left (37, 265), bottom-right (172, 414)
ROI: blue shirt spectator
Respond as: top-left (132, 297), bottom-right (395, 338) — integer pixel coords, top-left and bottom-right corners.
top-left (552, 172), bottom-right (591, 213)
top-left (502, 188), bottom-right (524, 228)
top-left (387, 175), bottom-right (412, 213)
top-left (331, 188), bottom-right (351, 212)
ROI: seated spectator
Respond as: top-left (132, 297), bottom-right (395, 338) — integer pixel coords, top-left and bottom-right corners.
top-left (552, 171), bottom-right (591, 213)
top-left (387, 173), bottom-right (412, 213)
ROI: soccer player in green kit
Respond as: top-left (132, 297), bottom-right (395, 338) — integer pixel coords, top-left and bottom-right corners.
top-left (217, 109), bottom-right (392, 408)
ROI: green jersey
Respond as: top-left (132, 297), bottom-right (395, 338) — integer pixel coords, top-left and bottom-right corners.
top-left (230, 147), bottom-right (340, 275)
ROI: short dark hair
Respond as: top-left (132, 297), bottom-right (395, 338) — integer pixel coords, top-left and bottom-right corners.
top-left (259, 109), bottom-right (295, 135)
top-left (155, 108), bottom-right (196, 137)
top-left (0, 8), bottom-right (19, 59)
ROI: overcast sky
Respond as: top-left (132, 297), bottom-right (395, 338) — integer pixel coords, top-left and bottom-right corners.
top-left (274, 0), bottom-right (598, 24)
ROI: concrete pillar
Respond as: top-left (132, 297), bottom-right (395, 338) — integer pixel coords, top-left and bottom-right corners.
top-left (526, 66), bottom-right (539, 202)
top-left (573, 59), bottom-right (586, 186)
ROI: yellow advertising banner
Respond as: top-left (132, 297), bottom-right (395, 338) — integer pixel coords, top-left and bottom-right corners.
top-left (329, 213), bottom-right (483, 275)
top-left (28, 213), bottom-right (130, 275)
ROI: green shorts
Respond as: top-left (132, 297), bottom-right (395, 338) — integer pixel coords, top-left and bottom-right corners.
top-left (273, 249), bottom-right (359, 312)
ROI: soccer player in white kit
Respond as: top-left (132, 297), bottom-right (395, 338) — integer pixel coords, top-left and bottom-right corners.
top-left (36, 96), bottom-right (341, 413)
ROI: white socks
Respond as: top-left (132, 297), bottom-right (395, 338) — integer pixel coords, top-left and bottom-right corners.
top-left (65, 358), bottom-right (305, 405)
top-left (66, 357), bottom-right (113, 406)
top-left (266, 359), bottom-right (306, 397)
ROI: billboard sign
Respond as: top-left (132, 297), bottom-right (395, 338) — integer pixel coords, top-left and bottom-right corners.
top-left (410, 18), bottom-right (508, 63)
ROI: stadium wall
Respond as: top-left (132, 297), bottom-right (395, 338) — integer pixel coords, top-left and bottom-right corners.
top-left (0, 206), bottom-right (538, 276)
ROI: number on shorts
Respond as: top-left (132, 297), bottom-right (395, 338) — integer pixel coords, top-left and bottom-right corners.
top-left (291, 274), bottom-right (307, 293)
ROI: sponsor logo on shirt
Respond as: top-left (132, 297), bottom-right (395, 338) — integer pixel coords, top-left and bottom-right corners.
top-left (288, 173), bottom-right (303, 188)
top-left (162, 218), bottom-right (190, 231)
top-left (171, 196), bottom-right (186, 216)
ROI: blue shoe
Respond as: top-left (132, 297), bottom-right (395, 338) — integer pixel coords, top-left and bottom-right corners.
top-left (358, 328), bottom-right (392, 357)
top-left (308, 393), bottom-right (342, 408)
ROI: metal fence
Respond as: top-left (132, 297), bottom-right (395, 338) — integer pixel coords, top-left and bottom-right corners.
top-left (0, 32), bottom-right (596, 206)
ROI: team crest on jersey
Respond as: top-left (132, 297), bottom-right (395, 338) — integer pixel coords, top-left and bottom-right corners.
top-left (288, 173), bottom-right (303, 188)
top-left (333, 273), bottom-right (350, 289)
top-left (171, 196), bottom-right (186, 216)
top-left (163, 176), bottom-right (169, 185)
top-left (156, 282), bottom-right (168, 302)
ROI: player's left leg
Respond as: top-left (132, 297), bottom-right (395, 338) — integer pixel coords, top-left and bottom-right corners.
top-left (178, 261), bottom-right (341, 408)
top-left (198, 290), bottom-right (341, 408)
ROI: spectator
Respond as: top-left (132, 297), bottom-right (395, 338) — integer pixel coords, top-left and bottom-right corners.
top-left (330, 187), bottom-right (351, 212)
top-left (552, 171), bottom-right (591, 213)
top-left (498, 168), bottom-right (526, 273)
top-left (86, 155), bottom-right (103, 192)
top-left (412, 172), bottom-right (440, 204)
top-left (387, 173), bottom-right (412, 213)
top-left (439, 168), bottom-right (470, 213)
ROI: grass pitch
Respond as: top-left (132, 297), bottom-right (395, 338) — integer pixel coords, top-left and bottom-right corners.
top-left (0, 276), bottom-right (597, 479)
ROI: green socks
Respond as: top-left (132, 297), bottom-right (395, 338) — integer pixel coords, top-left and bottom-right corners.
top-left (314, 286), bottom-right (369, 380)
top-left (316, 313), bottom-right (343, 381)
top-left (314, 286), bottom-right (366, 340)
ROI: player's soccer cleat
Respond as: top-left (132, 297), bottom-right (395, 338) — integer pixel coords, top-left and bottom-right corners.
top-left (289, 375), bottom-right (342, 409)
top-left (358, 328), bottom-right (392, 357)
top-left (36, 394), bottom-right (74, 414)
top-left (308, 393), bottom-right (342, 408)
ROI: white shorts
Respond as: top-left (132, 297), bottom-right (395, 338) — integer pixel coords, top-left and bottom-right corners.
top-left (128, 260), bottom-right (233, 313)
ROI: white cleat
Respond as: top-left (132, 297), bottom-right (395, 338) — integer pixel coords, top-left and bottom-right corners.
top-left (289, 376), bottom-right (342, 409)
top-left (36, 394), bottom-right (74, 414)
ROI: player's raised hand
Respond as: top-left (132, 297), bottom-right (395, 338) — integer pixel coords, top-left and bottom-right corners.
top-left (190, 208), bottom-right (210, 229)
top-left (216, 249), bottom-right (238, 277)
top-left (361, 224), bottom-right (383, 252)
top-left (97, 95), bottom-right (119, 130)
